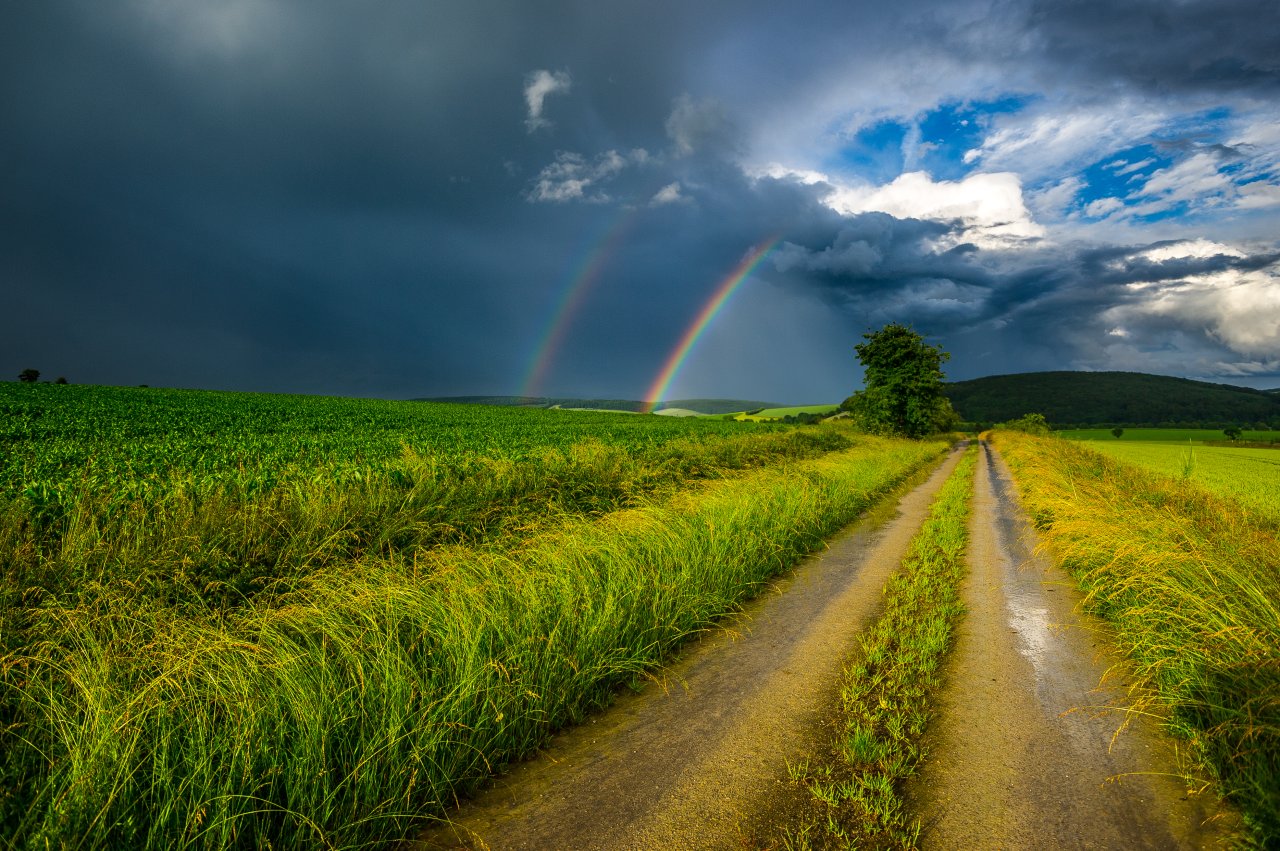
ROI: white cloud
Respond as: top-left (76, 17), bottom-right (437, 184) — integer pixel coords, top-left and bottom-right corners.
top-left (826, 171), bottom-right (1045, 247)
top-left (962, 103), bottom-right (1167, 183)
top-left (1102, 252), bottom-right (1280, 361)
top-left (1236, 180), bottom-right (1280, 210)
top-left (650, 182), bottom-right (685, 206)
top-left (751, 163), bottom-right (829, 185)
top-left (1136, 238), bottom-right (1245, 262)
top-left (1129, 153), bottom-right (1232, 212)
top-left (1112, 157), bottom-right (1156, 176)
top-left (527, 148), bottom-right (648, 203)
top-left (1027, 175), bottom-right (1083, 221)
top-left (524, 69), bottom-right (571, 133)
top-left (1082, 197), bottom-right (1124, 218)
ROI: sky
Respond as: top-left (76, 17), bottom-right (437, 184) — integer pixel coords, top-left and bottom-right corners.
top-left (3, 0), bottom-right (1278, 403)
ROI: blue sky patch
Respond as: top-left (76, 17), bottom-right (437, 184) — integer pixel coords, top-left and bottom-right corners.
top-left (829, 95), bottom-right (1033, 183)
top-left (1074, 144), bottom-right (1175, 219)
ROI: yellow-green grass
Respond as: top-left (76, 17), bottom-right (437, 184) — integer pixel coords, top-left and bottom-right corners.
top-left (771, 444), bottom-right (976, 850)
top-left (1, 437), bottom-right (947, 849)
top-left (1058, 427), bottom-right (1280, 443)
top-left (1081, 441), bottom-right (1280, 523)
top-left (992, 431), bottom-right (1280, 843)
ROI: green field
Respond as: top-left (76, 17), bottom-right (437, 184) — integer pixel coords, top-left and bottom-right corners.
top-left (1078, 441), bottom-right (1280, 522)
top-left (1058, 427), bottom-right (1280, 443)
top-left (732, 404), bottom-right (839, 421)
top-left (0, 381), bottom-right (946, 849)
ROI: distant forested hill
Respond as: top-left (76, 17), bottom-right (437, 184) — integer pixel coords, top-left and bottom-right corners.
top-left (415, 396), bottom-right (781, 415)
top-left (944, 371), bottom-right (1280, 427)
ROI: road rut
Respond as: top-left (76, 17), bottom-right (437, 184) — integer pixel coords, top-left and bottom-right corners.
top-left (416, 446), bottom-right (966, 850)
top-left (906, 440), bottom-right (1240, 848)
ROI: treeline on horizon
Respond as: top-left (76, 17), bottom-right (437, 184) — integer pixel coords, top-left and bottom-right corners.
top-left (418, 396), bottom-right (781, 415)
top-left (945, 371), bottom-right (1280, 429)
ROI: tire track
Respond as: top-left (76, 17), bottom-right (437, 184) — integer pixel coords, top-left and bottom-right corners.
top-left (415, 445), bottom-right (967, 851)
top-left (905, 440), bottom-right (1241, 849)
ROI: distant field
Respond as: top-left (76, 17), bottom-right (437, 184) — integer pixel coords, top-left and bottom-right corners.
top-left (1081, 440), bottom-right (1280, 522)
top-left (733, 404), bottom-right (839, 421)
top-left (1058, 427), bottom-right (1280, 444)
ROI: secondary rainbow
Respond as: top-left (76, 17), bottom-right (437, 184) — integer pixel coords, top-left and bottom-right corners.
top-left (642, 237), bottom-right (780, 412)
top-left (519, 216), bottom-right (633, 398)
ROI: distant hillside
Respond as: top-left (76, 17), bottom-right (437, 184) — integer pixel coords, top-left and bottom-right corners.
top-left (945, 371), bottom-right (1280, 427)
top-left (415, 396), bottom-right (781, 415)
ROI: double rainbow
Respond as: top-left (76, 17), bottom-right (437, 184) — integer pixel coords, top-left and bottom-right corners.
top-left (642, 237), bottom-right (780, 412)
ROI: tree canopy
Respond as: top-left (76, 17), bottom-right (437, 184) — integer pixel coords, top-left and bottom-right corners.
top-left (842, 323), bottom-right (955, 438)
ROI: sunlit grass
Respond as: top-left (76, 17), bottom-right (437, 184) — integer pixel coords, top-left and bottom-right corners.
top-left (993, 431), bottom-right (1280, 844)
top-left (1, 437), bottom-right (946, 849)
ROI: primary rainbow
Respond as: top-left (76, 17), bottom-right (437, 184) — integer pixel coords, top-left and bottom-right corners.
top-left (642, 237), bottom-right (780, 412)
top-left (519, 216), bottom-right (633, 398)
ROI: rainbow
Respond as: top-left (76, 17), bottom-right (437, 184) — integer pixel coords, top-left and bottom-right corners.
top-left (519, 216), bottom-right (633, 398)
top-left (642, 237), bottom-right (780, 412)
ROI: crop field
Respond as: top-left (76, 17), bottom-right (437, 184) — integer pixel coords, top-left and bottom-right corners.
top-left (1081, 440), bottom-right (1280, 522)
top-left (993, 431), bottom-right (1280, 839)
top-left (0, 381), bottom-right (947, 849)
top-left (1, 383), bottom-right (845, 613)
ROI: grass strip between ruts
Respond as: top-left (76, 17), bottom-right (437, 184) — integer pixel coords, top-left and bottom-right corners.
top-left (768, 443), bottom-right (976, 850)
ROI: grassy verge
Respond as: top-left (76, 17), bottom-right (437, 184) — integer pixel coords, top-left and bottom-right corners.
top-left (991, 431), bottom-right (1280, 843)
top-left (1, 438), bottom-right (946, 849)
top-left (766, 443), bottom-right (976, 849)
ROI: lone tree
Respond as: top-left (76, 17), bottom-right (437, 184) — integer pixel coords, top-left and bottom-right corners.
top-left (842, 323), bottom-right (955, 438)
top-left (18, 368), bottom-right (39, 383)
top-left (1224, 426), bottom-right (1242, 441)
top-left (1111, 427), bottom-right (1124, 439)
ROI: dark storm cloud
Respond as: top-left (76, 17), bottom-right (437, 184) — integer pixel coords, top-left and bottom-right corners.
top-left (769, 214), bottom-right (1280, 383)
top-left (1023, 0), bottom-right (1280, 96)
top-left (2, 0), bottom-right (1276, 400)
top-left (0, 0), bottom-right (739, 395)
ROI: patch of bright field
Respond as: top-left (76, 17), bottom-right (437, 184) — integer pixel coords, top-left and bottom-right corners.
top-left (1058, 427), bottom-right (1280, 444)
top-left (1082, 440), bottom-right (1280, 522)
top-left (732, 404), bottom-right (839, 421)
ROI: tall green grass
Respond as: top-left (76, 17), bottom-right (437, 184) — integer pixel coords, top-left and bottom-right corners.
top-left (992, 431), bottom-right (1280, 843)
top-left (771, 445), bottom-right (975, 849)
top-left (1, 438), bottom-right (945, 849)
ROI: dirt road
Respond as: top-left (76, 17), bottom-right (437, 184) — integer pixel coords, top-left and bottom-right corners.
top-left (905, 441), bottom-right (1240, 848)
top-left (416, 447), bottom-right (966, 850)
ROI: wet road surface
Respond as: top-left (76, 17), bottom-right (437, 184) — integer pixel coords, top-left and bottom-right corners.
top-left (905, 440), bottom-right (1239, 849)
